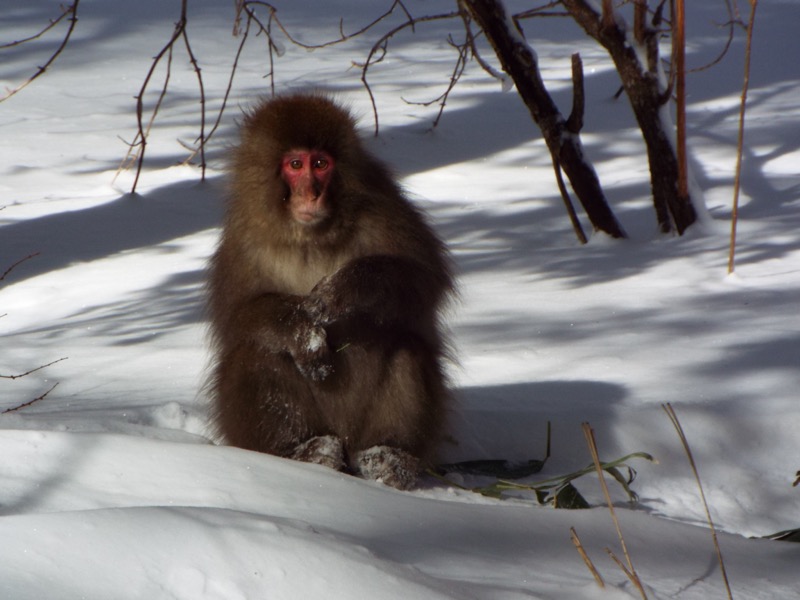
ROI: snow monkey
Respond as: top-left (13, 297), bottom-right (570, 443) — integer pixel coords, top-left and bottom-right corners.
top-left (207, 93), bottom-right (454, 490)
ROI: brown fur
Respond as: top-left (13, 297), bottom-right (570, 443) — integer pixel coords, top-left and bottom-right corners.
top-left (207, 93), bottom-right (454, 488)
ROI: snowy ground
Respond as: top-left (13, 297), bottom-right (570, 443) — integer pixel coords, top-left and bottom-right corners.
top-left (1, 1), bottom-right (799, 598)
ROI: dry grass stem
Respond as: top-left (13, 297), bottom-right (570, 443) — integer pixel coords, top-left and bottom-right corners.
top-left (582, 423), bottom-right (648, 600)
top-left (570, 527), bottom-right (605, 588)
top-left (728, 0), bottom-right (759, 275)
top-left (604, 547), bottom-right (635, 580)
top-left (663, 403), bottom-right (733, 599)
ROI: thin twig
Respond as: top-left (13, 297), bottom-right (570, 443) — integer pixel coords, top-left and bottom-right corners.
top-left (119, 0), bottom-right (208, 193)
top-left (118, 0), bottom-right (417, 184)
top-left (120, 11), bottom-right (184, 192)
top-left (552, 156), bottom-right (588, 244)
top-left (206, 10), bottom-right (254, 141)
top-left (248, 0), bottom-right (411, 51)
top-left (359, 11), bottom-right (461, 135)
top-left (558, 52), bottom-right (589, 244)
top-left (688, 0), bottom-right (745, 74)
top-left (663, 403), bottom-right (733, 599)
top-left (515, 1), bottom-right (568, 20)
top-left (0, 1), bottom-right (80, 102)
top-left (728, 0), bottom-right (758, 275)
top-left (1, 252), bottom-right (41, 282)
top-left (460, 4), bottom-right (508, 86)
top-left (233, 0), bottom-right (246, 35)
top-left (0, 357), bottom-right (69, 380)
top-left (401, 28), bottom-right (470, 130)
top-left (235, 0), bottom-right (416, 101)
top-left (182, 17), bottom-right (207, 180)
top-left (1, 382), bottom-right (59, 414)
top-left (0, 4), bottom-right (72, 48)
top-left (236, 3), bottom-right (280, 96)
top-left (582, 423), bottom-right (648, 599)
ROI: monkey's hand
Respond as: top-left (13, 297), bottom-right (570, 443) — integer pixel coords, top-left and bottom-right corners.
top-left (305, 273), bottom-right (351, 325)
top-left (288, 312), bottom-right (334, 382)
top-left (306, 256), bottom-right (436, 327)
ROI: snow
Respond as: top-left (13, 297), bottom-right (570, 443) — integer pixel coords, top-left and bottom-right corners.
top-left (2, 1), bottom-right (799, 598)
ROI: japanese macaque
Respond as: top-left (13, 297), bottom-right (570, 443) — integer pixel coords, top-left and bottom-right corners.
top-left (207, 93), bottom-right (454, 490)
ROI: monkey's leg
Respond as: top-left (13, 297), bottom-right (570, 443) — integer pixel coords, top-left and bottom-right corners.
top-left (333, 335), bottom-right (447, 489)
top-left (212, 344), bottom-right (327, 457)
top-left (290, 435), bottom-right (346, 471)
top-left (354, 446), bottom-right (420, 490)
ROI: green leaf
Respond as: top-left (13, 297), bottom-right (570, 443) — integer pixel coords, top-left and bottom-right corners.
top-left (552, 483), bottom-right (590, 509)
top-left (604, 466), bottom-right (639, 503)
top-left (430, 448), bottom-right (654, 510)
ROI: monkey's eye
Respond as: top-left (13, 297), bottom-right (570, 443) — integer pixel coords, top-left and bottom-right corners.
top-left (313, 158), bottom-right (329, 171)
top-left (289, 159), bottom-right (304, 170)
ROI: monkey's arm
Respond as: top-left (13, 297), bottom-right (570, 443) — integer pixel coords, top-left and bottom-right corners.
top-left (224, 293), bottom-right (334, 381)
top-left (306, 255), bottom-right (449, 330)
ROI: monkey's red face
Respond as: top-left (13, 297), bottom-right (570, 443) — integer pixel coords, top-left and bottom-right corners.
top-left (280, 149), bottom-right (335, 225)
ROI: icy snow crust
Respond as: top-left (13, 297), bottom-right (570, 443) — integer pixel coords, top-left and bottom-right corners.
top-left (1, 1), bottom-right (799, 598)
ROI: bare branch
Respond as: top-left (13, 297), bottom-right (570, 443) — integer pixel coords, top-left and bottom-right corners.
top-left (0, 357), bottom-right (68, 381)
top-left (233, 0), bottom-right (246, 36)
top-left (118, 1), bottom-right (423, 184)
top-left (400, 23), bottom-right (471, 131)
top-left (688, 0), bottom-right (745, 74)
top-left (1, 252), bottom-right (40, 282)
top-left (552, 155), bottom-right (588, 244)
top-left (205, 16), bottom-right (252, 143)
top-left (633, 0), bottom-right (647, 44)
top-left (0, 1), bottom-right (80, 102)
top-left (266, 0), bottom-right (412, 50)
top-left (674, 0), bottom-right (688, 200)
top-left (461, 14), bottom-right (507, 86)
top-left (237, 0), bottom-right (413, 59)
top-left (465, 0), bottom-right (626, 238)
top-left (182, 18), bottom-right (207, 180)
top-left (2, 382), bottom-right (59, 414)
top-left (117, 0), bottom-right (208, 193)
top-left (358, 10), bottom-right (461, 135)
top-left (565, 53), bottom-right (585, 134)
top-left (116, 12), bottom-right (182, 192)
top-left (515, 2), bottom-right (568, 20)
top-left (0, 4), bottom-right (73, 48)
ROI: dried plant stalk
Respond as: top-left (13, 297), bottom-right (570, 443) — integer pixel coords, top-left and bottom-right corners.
top-left (582, 423), bottom-right (648, 600)
top-left (570, 527), bottom-right (605, 588)
top-left (728, 0), bottom-right (759, 275)
top-left (663, 403), bottom-right (733, 599)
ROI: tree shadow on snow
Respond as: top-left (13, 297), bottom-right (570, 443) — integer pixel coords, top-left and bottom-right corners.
top-left (0, 179), bottom-right (223, 285)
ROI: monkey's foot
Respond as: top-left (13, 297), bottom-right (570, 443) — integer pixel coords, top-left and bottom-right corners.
top-left (290, 435), bottom-right (346, 472)
top-left (354, 446), bottom-right (420, 491)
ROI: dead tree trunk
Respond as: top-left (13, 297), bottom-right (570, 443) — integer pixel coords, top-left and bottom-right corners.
top-left (562, 0), bottom-right (697, 234)
top-left (463, 0), bottom-right (626, 239)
